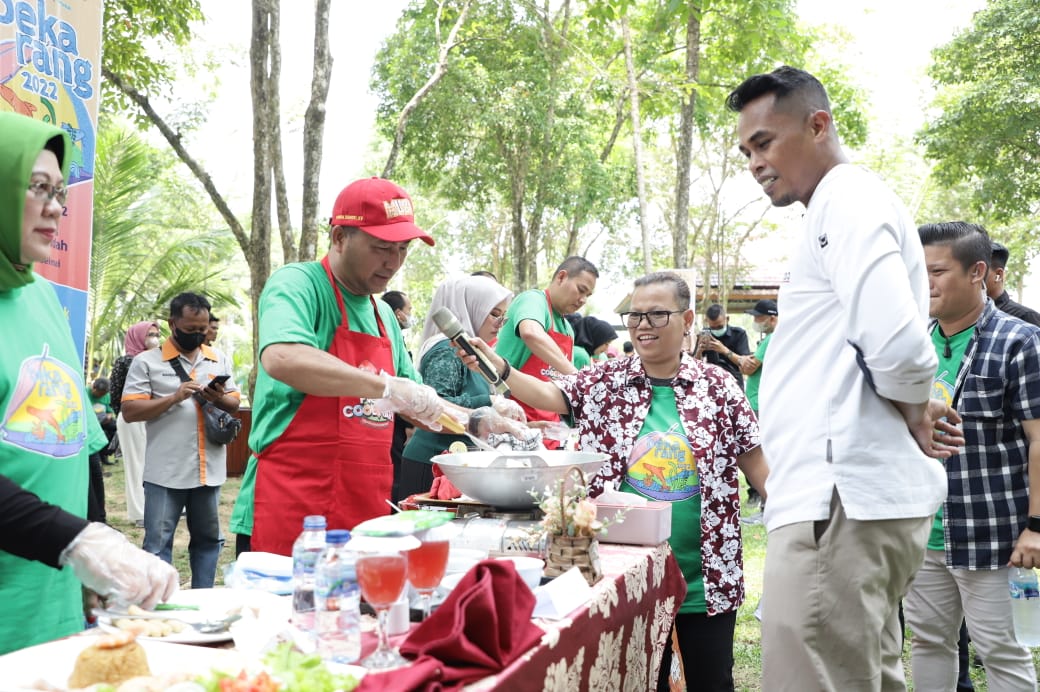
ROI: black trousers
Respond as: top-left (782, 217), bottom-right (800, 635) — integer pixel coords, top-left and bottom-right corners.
top-left (86, 453), bottom-right (106, 523)
top-left (657, 610), bottom-right (736, 692)
top-left (398, 456), bottom-right (435, 503)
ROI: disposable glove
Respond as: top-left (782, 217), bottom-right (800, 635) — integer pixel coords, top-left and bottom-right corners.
top-left (380, 372), bottom-right (445, 427)
top-left (491, 395), bottom-right (527, 423)
top-left (61, 522), bottom-right (179, 609)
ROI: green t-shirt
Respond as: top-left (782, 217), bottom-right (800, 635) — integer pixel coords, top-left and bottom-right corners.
top-left (229, 261), bottom-right (421, 535)
top-left (745, 332), bottom-right (772, 412)
top-left (494, 289), bottom-right (574, 371)
top-left (88, 390), bottom-right (113, 421)
top-left (0, 277), bottom-right (107, 653)
top-left (927, 324), bottom-right (974, 551)
top-left (621, 384), bottom-right (705, 613)
top-left (572, 345), bottom-right (592, 370)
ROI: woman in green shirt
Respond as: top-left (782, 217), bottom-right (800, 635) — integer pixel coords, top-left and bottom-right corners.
top-left (399, 275), bottom-right (512, 499)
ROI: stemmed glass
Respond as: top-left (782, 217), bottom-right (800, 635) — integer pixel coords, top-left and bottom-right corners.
top-left (357, 548), bottom-right (410, 670)
top-left (407, 526), bottom-right (452, 620)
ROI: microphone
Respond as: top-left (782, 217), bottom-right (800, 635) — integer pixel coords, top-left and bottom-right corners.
top-left (431, 307), bottom-right (510, 394)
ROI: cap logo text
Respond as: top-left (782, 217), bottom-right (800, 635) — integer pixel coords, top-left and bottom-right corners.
top-left (383, 198), bottom-right (413, 219)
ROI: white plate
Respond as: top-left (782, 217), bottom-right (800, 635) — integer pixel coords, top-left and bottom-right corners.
top-left (99, 588), bottom-right (290, 645)
top-left (0, 635), bottom-right (245, 691)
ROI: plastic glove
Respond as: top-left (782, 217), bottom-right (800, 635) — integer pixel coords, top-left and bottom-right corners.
top-left (491, 395), bottom-right (527, 423)
top-left (468, 406), bottom-right (544, 451)
top-left (61, 522), bottom-right (179, 609)
top-left (380, 372), bottom-right (445, 426)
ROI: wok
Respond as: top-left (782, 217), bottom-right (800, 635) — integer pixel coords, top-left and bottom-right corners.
top-left (430, 450), bottom-right (608, 509)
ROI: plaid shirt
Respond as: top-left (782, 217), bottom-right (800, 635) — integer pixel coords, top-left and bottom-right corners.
top-left (936, 299), bottom-right (1040, 569)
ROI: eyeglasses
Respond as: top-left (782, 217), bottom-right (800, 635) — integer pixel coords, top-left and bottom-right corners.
top-left (620, 310), bottom-right (684, 329)
top-left (487, 312), bottom-right (507, 326)
top-left (27, 181), bottom-right (68, 205)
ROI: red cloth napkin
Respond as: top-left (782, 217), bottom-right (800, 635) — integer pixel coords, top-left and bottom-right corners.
top-left (429, 464), bottom-right (461, 500)
top-left (358, 560), bottom-right (543, 691)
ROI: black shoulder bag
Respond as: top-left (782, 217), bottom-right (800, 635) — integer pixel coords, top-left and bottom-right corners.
top-left (168, 358), bottom-right (241, 445)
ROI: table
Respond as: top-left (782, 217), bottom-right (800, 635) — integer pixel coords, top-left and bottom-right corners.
top-left (367, 541), bottom-right (686, 691)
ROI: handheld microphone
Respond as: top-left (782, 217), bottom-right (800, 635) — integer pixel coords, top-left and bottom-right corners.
top-left (431, 307), bottom-right (510, 394)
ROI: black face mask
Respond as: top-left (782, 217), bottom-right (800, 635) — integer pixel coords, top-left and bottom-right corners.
top-left (173, 327), bottom-right (207, 352)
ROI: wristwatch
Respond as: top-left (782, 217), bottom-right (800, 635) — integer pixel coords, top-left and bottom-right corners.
top-left (1028, 516), bottom-right (1040, 533)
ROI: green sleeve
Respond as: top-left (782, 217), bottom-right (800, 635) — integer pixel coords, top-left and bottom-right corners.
top-left (495, 289), bottom-right (550, 368)
top-left (421, 345), bottom-right (492, 409)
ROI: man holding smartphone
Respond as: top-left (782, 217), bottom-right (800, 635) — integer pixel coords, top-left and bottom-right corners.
top-left (694, 303), bottom-right (750, 390)
top-left (121, 292), bottom-right (240, 588)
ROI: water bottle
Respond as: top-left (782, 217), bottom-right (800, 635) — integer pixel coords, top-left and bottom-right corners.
top-left (315, 529), bottom-right (361, 664)
top-left (1008, 567), bottom-right (1040, 646)
top-left (291, 515), bottom-right (327, 631)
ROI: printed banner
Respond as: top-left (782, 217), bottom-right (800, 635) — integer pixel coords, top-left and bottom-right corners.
top-left (1, 0), bottom-right (103, 364)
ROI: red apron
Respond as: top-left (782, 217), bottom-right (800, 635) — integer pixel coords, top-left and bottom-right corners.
top-left (252, 257), bottom-right (396, 555)
top-left (515, 291), bottom-right (574, 450)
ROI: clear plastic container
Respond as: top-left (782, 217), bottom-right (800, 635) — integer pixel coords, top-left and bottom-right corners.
top-left (290, 514), bottom-right (327, 631)
top-left (1008, 567), bottom-right (1040, 646)
top-left (315, 529), bottom-right (361, 664)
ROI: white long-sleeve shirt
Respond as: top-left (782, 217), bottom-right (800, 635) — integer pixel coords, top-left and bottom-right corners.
top-left (760, 164), bottom-right (947, 531)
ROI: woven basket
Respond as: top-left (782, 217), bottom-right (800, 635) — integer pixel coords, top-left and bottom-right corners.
top-left (543, 466), bottom-right (603, 586)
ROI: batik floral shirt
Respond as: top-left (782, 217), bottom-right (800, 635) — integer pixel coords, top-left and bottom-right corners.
top-left (555, 353), bottom-right (760, 616)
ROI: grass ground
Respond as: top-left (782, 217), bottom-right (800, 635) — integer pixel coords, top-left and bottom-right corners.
top-left (101, 457), bottom-right (241, 588)
top-left (101, 463), bottom-right (1033, 690)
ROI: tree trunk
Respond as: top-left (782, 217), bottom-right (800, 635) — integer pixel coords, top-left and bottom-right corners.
top-left (264, 0), bottom-right (295, 265)
top-left (673, 4), bottom-right (701, 269)
top-left (622, 15), bottom-right (651, 274)
top-left (300, 0), bottom-right (333, 262)
top-left (249, 0), bottom-right (275, 396)
top-left (382, 0), bottom-right (473, 180)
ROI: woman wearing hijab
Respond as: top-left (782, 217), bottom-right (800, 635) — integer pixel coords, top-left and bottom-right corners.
top-left (0, 113), bottom-right (177, 653)
top-left (397, 275), bottom-right (512, 501)
top-left (566, 313), bottom-right (618, 369)
top-left (109, 321), bottom-right (161, 526)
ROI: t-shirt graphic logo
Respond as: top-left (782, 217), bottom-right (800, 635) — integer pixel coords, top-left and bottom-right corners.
top-left (818, 233), bottom-right (829, 248)
top-left (1, 345), bottom-right (88, 458)
top-left (626, 429), bottom-right (699, 501)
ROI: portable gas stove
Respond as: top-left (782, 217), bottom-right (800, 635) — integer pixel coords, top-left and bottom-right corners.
top-left (401, 492), bottom-right (545, 554)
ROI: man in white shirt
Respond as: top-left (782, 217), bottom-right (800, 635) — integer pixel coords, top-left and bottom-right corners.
top-left (727, 66), bottom-right (964, 690)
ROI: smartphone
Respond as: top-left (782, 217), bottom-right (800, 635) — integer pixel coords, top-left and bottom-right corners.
top-left (700, 328), bottom-right (712, 336)
top-left (208, 374), bottom-right (230, 389)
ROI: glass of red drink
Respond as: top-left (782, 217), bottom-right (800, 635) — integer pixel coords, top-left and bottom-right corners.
top-left (408, 535), bottom-right (450, 620)
top-left (357, 549), bottom-right (409, 670)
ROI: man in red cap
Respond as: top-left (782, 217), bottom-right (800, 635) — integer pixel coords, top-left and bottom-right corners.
top-left (230, 178), bottom-right (449, 556)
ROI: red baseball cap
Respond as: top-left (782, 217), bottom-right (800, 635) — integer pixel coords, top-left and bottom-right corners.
top-left (329, 177), bottom-right (434, 246)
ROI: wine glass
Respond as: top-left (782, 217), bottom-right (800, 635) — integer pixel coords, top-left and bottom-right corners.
top-left (357, 548), bottom-right (410, 670)
top-left (407, 526), bottom-right (451, 619)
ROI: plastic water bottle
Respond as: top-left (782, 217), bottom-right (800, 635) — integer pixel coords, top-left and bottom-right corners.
top-left (1008, 567), bottom-right (1040, 646)
top-left (291, 515), bottom-right (327, 631)
top-left (315, 529), bottom-right (361, 664)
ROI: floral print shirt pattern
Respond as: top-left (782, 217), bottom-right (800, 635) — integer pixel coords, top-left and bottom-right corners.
top-left (555, 353), bottom-right (760, 615)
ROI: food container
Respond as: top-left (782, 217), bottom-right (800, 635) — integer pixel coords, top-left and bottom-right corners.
top-left (595, 501), bottom-right (672, 546)
top-left (429, 450), bottom-right (608, 509)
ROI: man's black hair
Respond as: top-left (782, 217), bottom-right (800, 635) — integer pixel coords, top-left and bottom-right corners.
top-left (555, 256), bottom-right (599, 279)
top-left (918, 222), bottom-right (992, 271)
top-left (381, 290), bottom-right (408, 311)
top-left (726, 65), bottom-right (832, 116)
top-left (991, 241), bottom-right (1010, 270)
top-left (169, 292), bottom-right (212, 319)
top-left (705, 303), bottom-right (726, 321)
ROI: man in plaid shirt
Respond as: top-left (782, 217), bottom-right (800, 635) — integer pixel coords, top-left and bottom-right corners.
top-left (906, 221), bottom-right (1040, 691)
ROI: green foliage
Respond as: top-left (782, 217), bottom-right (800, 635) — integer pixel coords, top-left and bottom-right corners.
top-left (88, 117), bottom-right (239, 372)
top-left (101, 0), bottom-right (204, 117)
top-left (919, 0), bottom-right (1040, 220)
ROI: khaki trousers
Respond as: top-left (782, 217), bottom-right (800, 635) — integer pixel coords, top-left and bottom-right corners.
top-left (905, 549), bottom-right (1036, 692)
top-left (761, 490), bottom-right (931, 691)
